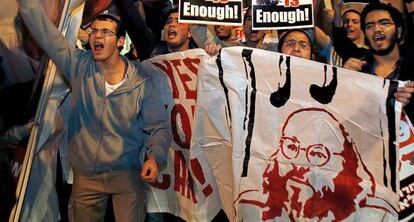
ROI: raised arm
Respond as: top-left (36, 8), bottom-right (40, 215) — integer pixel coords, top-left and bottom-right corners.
top-left (18, 0), bottom-right (83, 82)
top-left (114, 0), bottom-right (156, 61)
top-left (189, 24), bottom-right (227, 49)
top-left (314, 26), bottom-right (331, 50)
top-left (331, 0), bottom-right (343, 28)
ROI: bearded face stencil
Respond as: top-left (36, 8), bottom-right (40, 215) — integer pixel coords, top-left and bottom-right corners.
top-left (236, 108), bottom-right (395, 221)
top-left (273, 108), bottom-right (348, 195)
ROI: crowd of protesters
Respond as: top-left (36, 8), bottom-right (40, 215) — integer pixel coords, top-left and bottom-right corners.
top-left (1, 0), bottom-right (414, 221)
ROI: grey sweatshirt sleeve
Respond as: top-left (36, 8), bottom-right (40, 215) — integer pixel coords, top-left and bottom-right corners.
top-left (140, 77), bottom-right (172, 165)
top-left (19, 0), bottom-right (82, 82)
top-left (189, 24), bottom-right (226, 49)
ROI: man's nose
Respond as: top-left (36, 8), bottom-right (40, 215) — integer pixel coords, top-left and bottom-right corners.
top-left (373, 23), bottom-right (384, 31)
top-left (168, 24), bottom-right (176, 29)
top-left (94, 30), bottom-right (104, 38)
top-left (170, 20), bottom-right (179, 27)
top-left (293, 43), bottom-right (301, 51)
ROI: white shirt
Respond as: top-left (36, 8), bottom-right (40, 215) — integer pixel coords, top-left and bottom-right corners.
top-left (105, 78), bottom-right (125, 96)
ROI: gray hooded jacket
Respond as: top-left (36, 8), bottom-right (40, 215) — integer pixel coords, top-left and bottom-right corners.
top-left (19, 0), bottom-right (171, 174)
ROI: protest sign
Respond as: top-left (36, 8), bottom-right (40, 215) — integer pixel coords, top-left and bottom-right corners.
top-left (252, 0), bottom-right (314, 30)
top-left (179, 0), bottom-right (243, 25)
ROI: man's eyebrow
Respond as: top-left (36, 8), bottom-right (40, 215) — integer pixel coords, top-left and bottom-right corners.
top-left (378, 18), bottom-right (393, 22)
top-left (366, 18), bottom-right (393, 24)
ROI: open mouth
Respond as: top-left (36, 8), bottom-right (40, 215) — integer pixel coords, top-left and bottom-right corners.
top-left (167, 30), bottom-right (177, 39)
top-left (373, 34), bottom-right (386, 45)
top-left (94, 42), bottom-right (104, 51)
top-left (373, 34), bottom-right (385, 41)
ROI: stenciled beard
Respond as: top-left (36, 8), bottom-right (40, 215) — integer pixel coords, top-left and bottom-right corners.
top-left (369, 31), bottom-right (399, 56)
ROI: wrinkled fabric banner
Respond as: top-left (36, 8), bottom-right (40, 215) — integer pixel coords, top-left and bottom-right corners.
top-left (146, 49), bottom-right (223, 222)
top-left (196, 46), bottom-right (401, 221)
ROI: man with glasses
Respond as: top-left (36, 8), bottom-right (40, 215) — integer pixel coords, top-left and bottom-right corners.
top-left (278, 29), bottom-right (313, 60)
top-left (18, 0), bottom-right (172, 221)
top-left (343, 1), bottom-right (414, 120)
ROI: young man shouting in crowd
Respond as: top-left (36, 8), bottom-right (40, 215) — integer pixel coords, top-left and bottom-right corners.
top-left (343, 1), bottom-right (414, 121)
top-left (18, 0), bottom-right (172, 221)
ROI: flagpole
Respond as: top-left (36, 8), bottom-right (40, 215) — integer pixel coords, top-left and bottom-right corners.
top-left (9, 0), bottom-right (72, 221)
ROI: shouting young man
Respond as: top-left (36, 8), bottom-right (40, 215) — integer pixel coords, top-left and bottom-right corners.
top-left (18, 0), bottom-right (172, 221)
top-left (343, 2), bottom-right (414, 120)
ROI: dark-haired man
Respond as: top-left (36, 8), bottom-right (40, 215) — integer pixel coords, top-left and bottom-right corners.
top-left (242, 7), bottom-right (268, 49)
top-left (343, 1), bottom-right (414, 120)
top-left (18, 0), bottom-right (172, 221)
top-left (114, 1), bottom-right (197, 59)
top-left (214, 25), bottom-right (233, 43)
top-left (151, 8), bottom-right (197, 57)
top-left (278, 29), bottom-right (313, 60)
top-left (162, 9), bottom-right (193, 52)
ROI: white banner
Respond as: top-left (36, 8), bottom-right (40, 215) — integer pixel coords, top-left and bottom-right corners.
top-left (196, 46), bottom-right (401, 221)
top-left (146, 49), bottom-right (223, 222)
top-left (19, 44), bottom-right (407, 221)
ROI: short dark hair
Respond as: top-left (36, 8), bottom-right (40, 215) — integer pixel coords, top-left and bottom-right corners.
top-left (94, 14), bottom-right (126, 39)
top-left (166, 8), bottom-right (179, 21)
top-left (164, 8), bottom-right (198, 49)
top-left (360, 2), bottom-right (403, 41)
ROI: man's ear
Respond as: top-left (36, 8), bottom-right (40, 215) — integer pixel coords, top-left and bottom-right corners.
top-left (188, 28), bottom-right (192, 39)
top-left (117, 36), bottom-right (125, 48)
